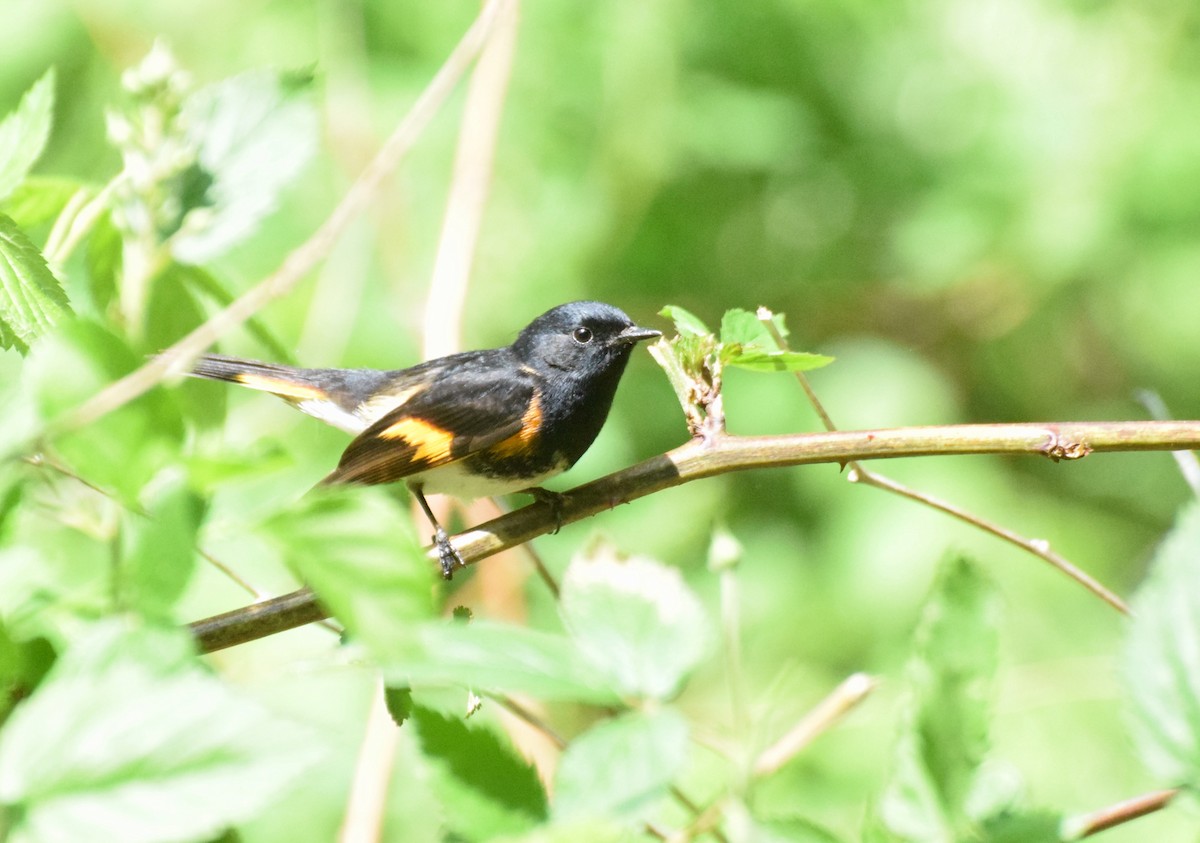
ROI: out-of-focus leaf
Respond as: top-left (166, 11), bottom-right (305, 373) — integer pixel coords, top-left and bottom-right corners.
top-left (0, 213), bottom-right (72, 353)
top-left (25, 320), bottom-right (183, 501)
top-left (260, 488), bottom-right (434, 658)
top-left (552, 708), bottom-right (689, 824)
top-left (0, 621), bottom-right (324, 843)
top-left (411, 705), bottom-right (547, 841)
top-left (0, 623), bottom-right (55, 728)
top-left (1, 178), bottom-right (84, 231)
top-left (875, 556), bottom-right (1001, 842)
top-left (560, 544), bottom-right (711, 701)
top-left (84, 210), bottom-right (120, 314)
top-left (119, 469), bottom-right (202, 620)
top-left (383, 686), bottom-right (413, 727)
top-left (383, 619), bottom-right (617, 705)
top-left (658, 304), bottom-right (710, 338)
top-left (1123, 502), bottom-right (1200, 788)
top-left (172, 70), bottom-right (317, 262)
top-left (491, 822), bottom-right (627, 843)
top-left (0, 69), bottom-right (55, 203)
top-left (724, 801), bottom-right (847, 843)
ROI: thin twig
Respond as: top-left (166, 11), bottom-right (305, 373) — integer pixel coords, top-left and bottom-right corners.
top-left (187, 419), bottom-right (1200, 651)
top-left (422, 0), bottom-right (518, 359)
top-left (757, 308), bottom-right (1129, 615)
top-left (752, 673), bottom-right (876, 779)
top-left (1064, 787), bottom-right (1178, 839)
top-left (49, 0), bottom-right (507, 436)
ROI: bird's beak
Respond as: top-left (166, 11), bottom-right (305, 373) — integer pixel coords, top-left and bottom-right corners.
top-left (616, 325), bottom-right (662, 345)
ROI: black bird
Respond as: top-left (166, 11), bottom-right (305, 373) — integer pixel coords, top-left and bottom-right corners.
top-left (189, 301), bottom-right (660, 577)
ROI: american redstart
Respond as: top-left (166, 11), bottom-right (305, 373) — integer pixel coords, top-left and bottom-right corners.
top-left (189, 301), bottom-right (661, 578)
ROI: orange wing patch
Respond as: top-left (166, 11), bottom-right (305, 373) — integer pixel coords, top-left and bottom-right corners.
top-left (380, 416), bottom-right (455, 464)
top-left (487, 392), bottom-right (542, 458)
top-left (234, 373), bottom-right (327, 401)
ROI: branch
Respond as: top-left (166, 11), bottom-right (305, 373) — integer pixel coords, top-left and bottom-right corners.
top-left (189, 419), bottom-right (1200, 652)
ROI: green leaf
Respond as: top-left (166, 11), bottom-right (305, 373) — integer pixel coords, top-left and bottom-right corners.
top-left (0, 624), bottom-right (55, 728)
top-left (0, 69), bottom-right (55, 204)
top-left (1124, 501), bottom-right (1200, 787)
top-left (719, 307), bottom-right (782, 348)
top-left (560, 544), bottom-right (711, 701)
top-left (552, 708), bottom-right (689, 824)
top-left (658, 304), bottom-right (710, 338)
top-left (0, 212), bottom-right (72, 353)
top-left (383, 686), bottom-right (413, 727)
top-left (1, 177), bottom-right (85, 231)
top-left (260, 488), bottom-right (435, 659)
top-left (119, 469), bottom-right (203, 620)
top-left (383, 619), bottom-right (618, 705)
top-left (980, 810), bottom-right (1063, 843)
top-left (172, 69), bottom-right (317, 262)
top-left (25, 320), bottom-right (182, 502)
top-left (875, 556), bottom-right (1001, 842)
top-left (0, 621), bottom-right (323, 843)
top-left (491, 821), bottom-right (628, 843)
top-left (724, 801), bottom-right (847, 843)
top-left (724, 350), bottom-right (834, 373)
top-left (411, 705), bottom-right (548, 841)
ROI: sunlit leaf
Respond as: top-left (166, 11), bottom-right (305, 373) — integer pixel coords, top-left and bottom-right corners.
top-left (875, 556), bottom-right (1001, 842)
top-left (0, 213), bottom-right (71, 353)
top-left (119, 469), bottom-right (203, 620)
top-left (0, 621), bottom-right (324, 843)
top-left (552, 708), bottom-right (688, 824)
top-left (658, 304), bottom-right (710, 338)
top-left (260, 488), bottom-right (435, 658)
top-left (723, 349), bottom-right (834, 373)
top-left (0, 69), bottom-right (55, 203)
top-left (1124, 502), bottom-right (1200, 788)
top-left (1, 177), bottom-right (85, 231)
top-left (172, 69), bottom-right (317, 262)
top-left (560, 544), bottom-right (711, 701)
top-left (383, 619), bottom-right (617, 705)
top-left (411, 705), bottom-right (548, 840)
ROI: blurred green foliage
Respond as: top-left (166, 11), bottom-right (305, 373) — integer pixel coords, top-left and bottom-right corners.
top-left (2, 0), bottom-right (1200, 840)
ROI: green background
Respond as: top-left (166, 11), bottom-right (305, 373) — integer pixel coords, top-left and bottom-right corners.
top-left (4, 0), bottom-right (1199, 839)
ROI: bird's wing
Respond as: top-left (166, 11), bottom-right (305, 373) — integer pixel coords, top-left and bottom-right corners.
top-left (320, 356), bottom-right (540, 486)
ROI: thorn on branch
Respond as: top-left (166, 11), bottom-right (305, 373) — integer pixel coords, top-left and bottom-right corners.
top-left (1042, 430), bottom-right (1092, 462)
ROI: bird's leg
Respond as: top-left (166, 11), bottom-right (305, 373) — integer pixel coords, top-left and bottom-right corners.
top-left (523, 487), bottom-right (566, 534)
top-left (412, 486), bottom-right (464, 579)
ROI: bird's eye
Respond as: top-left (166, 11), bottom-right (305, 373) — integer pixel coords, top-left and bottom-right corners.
top-left (572, 326), bottom-right (593, 344)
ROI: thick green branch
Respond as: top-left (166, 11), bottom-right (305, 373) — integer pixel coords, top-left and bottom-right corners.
top-left (190, 419), bottom-right (1200, 653)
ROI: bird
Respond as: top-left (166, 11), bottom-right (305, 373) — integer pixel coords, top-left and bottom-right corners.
top-left (188, 301), bottom-right (661, 578)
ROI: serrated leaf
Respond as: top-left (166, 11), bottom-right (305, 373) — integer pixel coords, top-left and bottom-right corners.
top-left (560, 544), bottom-right (711, 701)
top-left (724, 350), bottom-right (834, 373)
top-left (260, 489), bottom-right (435, 659)
top-left (382, 619), bottom-right (617, 705)
top-left (411, 705), bottom-right (548, 841)
top-left (0, 621), bottom-right (323, 843)
top-left (0, 69), bottom-right (55, 203)
top-left (658, 305), bottom-right (710, 338)
top-left (1124, 502), bottom-right (1200, 787)
top-left (552, 708), bottom-right (689, 824)
top-left (119, 469), bottom-right (203, 620)
top-left (876, 556), bottom-right (1001, 843)
top-left (172, 70), bottom-right (317, 262)
top-left (0, 212), bottom-right (71, 353)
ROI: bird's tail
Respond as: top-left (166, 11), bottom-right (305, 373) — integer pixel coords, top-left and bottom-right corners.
top-left (189, 354), bottom-right (327, 402)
